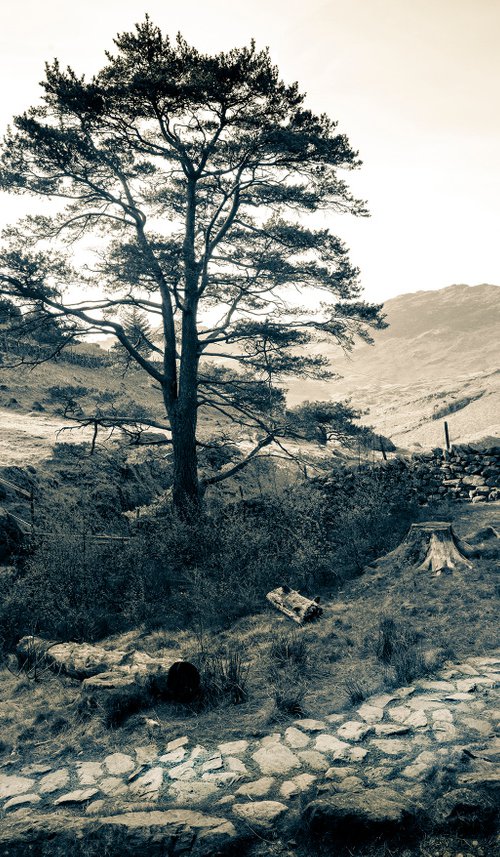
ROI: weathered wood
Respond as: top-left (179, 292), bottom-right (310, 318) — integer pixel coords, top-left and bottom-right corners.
top-left (373, 521), bottom-right (474, 575)
top-left (266, 585), bottom-right (323, 624)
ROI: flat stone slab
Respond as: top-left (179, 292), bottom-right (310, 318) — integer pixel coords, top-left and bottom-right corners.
top-left (236, 777), bottom-right (275, 797)
top-left (232, 800), bottom-right (288, 828)
top-left (39, 769), bottom-right (69, 794)
top-left (104, 753), bottom-right (135, 775)
top-left (284, 726), bottom-right (310, 748)
top-left (4, 793), bottom-right (40, 811)
top-left (252, 743), bottom-right (301, 775)
top-left (297, 750), bottom-right (330, 771)
top-left (0, 775), bottom-right (36, 800)
top-left (357, 704), bottom-right (384, 723)
top-left (54, 788), bottom-right (98, 805)
top-left (337, 721), bottom-right (372, 742)
top-left (218, 740), bottom-right (249, 755)
top-left (294, 719), bottom-right (326, 732)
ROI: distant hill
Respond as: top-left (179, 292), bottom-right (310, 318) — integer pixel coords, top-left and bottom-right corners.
top-left (286, 284), bottom-right (500, 451)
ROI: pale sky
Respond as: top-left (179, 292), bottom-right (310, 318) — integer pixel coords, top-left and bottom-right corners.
top-left (0, 0), bottom-right (499, 302)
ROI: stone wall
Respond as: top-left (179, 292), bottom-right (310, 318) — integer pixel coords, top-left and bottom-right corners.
top-left (411, 444), bottom-right (500, 503)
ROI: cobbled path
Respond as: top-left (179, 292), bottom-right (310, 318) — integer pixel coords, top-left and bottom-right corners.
top-left (1, 651), bottom-right (499, 844)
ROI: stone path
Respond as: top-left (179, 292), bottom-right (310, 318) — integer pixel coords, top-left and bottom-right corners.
top-left (1, 652), bottom-right (499, 852)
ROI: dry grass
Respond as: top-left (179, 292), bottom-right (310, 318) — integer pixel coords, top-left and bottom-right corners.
top-left (0, 501), bottom-right (498, 770)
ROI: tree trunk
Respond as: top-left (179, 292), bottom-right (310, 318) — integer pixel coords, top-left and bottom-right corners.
top-left (373, 521), bottom-right (474, 575)
top-left (170, 407), bottom-right (200, 516)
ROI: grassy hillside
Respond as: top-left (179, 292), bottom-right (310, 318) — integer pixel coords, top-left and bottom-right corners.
top-left (286, 284), bottom-right (500, 450)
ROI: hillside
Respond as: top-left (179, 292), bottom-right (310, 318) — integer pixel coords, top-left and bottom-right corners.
top-left (287, 283), bottom-right (500, 450)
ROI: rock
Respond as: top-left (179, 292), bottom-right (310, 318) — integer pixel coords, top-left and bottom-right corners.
top-left (159, 748), bottom-right (186, 764)
top-left (406, 695), bottom-right (446, 711)
top-left (85, 799), bottom-right (106, 815)
top-left (304, 787), bottom-right (418, 839)
top-left (461, 716), bottom-right (494, 736)
top-left (418, 680), bottom-right (455, 692)
top-left (315, 735), bottom-right (351, 756)
top-left (226, 757), bottom-right (248, 774)
top-left (76, 761), bottom-right (104, 785)
top-left (0, 809), bottom-right (237, 857)
top-left (325, 766), bottom-right (357, 781)
top-left (405, 710), bottom-right (428, 728)
top-left (284, 727), bottom-right (310, 748)
top-left (169, 781), bottom-right (218, 805)
top-left (99, 777), bottom-right (128, 797)
top-left (3, 793), bottom-right (40, 811)
top-left (431, 708), bottom-right (453, 722)
top-left (100, 809), bottom-right (236, 851)
top-left (39, 768), bottom-right (70, 794)
top-left (0, 774), bottom-right (35, 800)
top-left (218, 740), bottom-right (249, 755)
top-left (201, 772), bottom-right (239, 786)
top-left (169, 761), bottom-right (196, 781)
top-left (232, 800), bottom-right (288, 828)
top-left (54, 788), bottom-right (99, 805)
top-left (433, 721), bottom-right (457, 742)
top-left (166, 736), bottom-right (189, 753)
top-left (337, 721), bottom-right (372, 742)
top-left (104, 753), bottom-right (135, 775)
top-left (129, 767), bottom-right (163, 797)
top-left (357, 704), bottom-right (384, 723)
top-left (294, 719), bottom-right (326, 732)
top-left (373, 723), bottom-right (411, 736)
top-left (388, 705), bottom-right (412, 722)
top-left (371, 739), bottom-right (411, 756)
top-left (330, 775), bottom-right (364, 792)
top-left (434, 788), bottom-right (497, 832)
top-left (297, 750), bottom-right (330, 772)
top-left (236, 777), bottom-right (275, 797)
top-left (201, 755), bottom-right (223, 773)
top-left (81, 671), bottom-right (151, 725)
top-left (20, 763), bottom-right (52, 776)
top-left (252, 742), bottom-right (301, 775)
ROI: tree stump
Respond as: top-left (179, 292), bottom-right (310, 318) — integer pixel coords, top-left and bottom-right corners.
top-left (376, 522), bottom-right (473, 575)
top-left (266, 585), bottom-right (323, 623)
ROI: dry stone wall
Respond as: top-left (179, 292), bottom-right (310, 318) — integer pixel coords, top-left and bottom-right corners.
top-left (411, 445), bottom-right (500, 504)
top-left (316, 445), bottom-right (500, 506)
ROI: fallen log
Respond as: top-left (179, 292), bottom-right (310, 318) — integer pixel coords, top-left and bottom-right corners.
top-left (266, 585), bottom-right (323, 624)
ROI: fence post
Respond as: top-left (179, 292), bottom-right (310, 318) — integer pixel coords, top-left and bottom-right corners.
top-left (444, 421), bottom-right (451, 452)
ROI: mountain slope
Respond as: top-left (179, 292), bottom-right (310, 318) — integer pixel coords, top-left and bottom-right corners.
top-left (286, 283), bottom-right (500, 450)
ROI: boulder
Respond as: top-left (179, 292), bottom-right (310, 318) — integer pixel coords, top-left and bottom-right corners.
top-left (303, 787), bottom-right (420, 840)
top-left (0, 809), bottom-right (238, 857)
top-left (433, 788), bottom-right (497, 833)
top-left (16, 638), bottom-right (128, 679)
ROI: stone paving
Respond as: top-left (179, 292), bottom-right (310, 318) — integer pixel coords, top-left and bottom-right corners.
top-left (1, 652), bottom-right (499, 848)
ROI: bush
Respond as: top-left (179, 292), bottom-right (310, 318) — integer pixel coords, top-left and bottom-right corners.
top-left (0, 457), bottom-right (430, 653)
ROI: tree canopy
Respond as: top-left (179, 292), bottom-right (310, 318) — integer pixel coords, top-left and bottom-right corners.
top-left (0, 18), bottom-right (385, 511)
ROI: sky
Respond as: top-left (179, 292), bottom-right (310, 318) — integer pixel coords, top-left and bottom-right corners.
top-left (0, 0), bottom-right (499, 303)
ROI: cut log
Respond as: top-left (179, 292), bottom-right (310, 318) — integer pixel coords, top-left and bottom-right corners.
top-left (266, 585), bottom-right (323, 624)
top-left (373, 522), bottom-right (474, 575)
